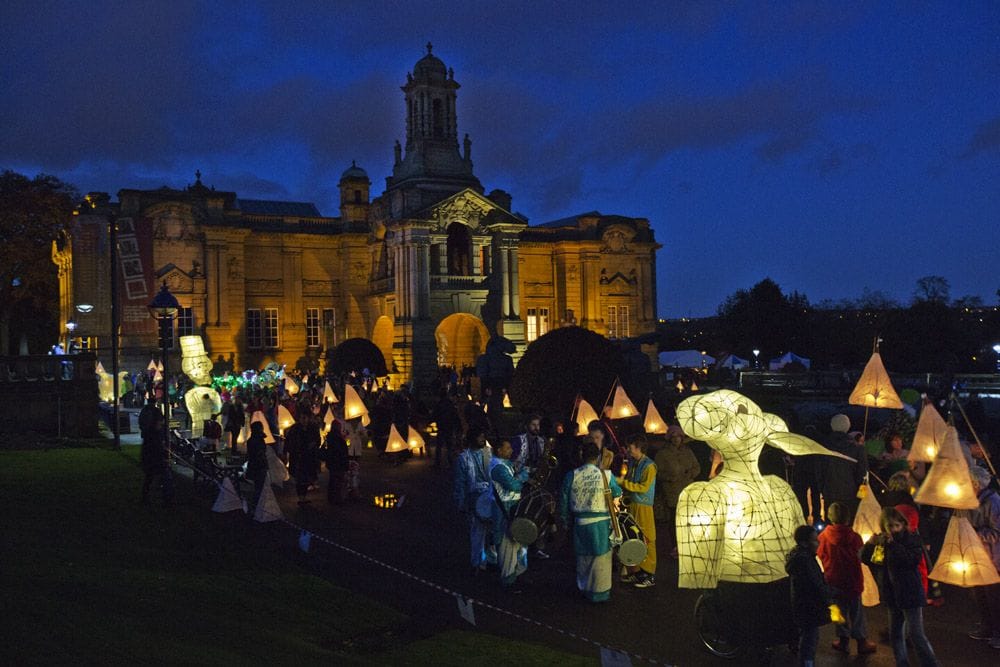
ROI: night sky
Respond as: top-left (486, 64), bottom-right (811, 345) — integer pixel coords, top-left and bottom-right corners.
top-left (3, 2), bottom-right (998, 318)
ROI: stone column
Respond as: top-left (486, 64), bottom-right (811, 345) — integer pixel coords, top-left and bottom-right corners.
top-left (498, 240), bottom-right (510, 318)
top-left (508, 246), bottom-right (520, 317)
top-left (417, 241), bottom-right (430, 319)
top-left (205, 244), bottom-right (220, 326)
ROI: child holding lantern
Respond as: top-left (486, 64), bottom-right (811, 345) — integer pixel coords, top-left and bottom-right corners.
top-left (817, 502), bottom-right (877, 655)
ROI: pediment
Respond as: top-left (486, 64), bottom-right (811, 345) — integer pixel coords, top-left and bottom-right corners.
top-left (600, 224), bottom-right (637, 253)
top-left (156, 264), bottom-right (195, 294)
top-left (423, 189), bottom-right (520, 232)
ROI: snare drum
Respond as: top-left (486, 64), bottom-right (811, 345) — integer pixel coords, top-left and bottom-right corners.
top-left (616, 511), bottom-right (648, 567)
top-left (509, 486), bottom-right (556, 545)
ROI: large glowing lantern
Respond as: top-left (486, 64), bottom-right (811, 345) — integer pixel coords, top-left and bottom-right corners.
top-left (407, 425), bottom-right (426, 455)
top-left (277, 404), bottom-right (295, 434)
top-left (643, 399), bottom-right (668, 435)
top-left (913, 426), bottom-right (978, 509)
top-left (674, 389), bottom-right (853, 589)
top-left (284, 375), bottom-right (299, 396)
top-left (179, 335), bottom-right (213, 386)
top-left (573, 398), bottom-right (600, 435)
top-left (605, 382), bottom-right (639, 419)
top-left (343, 384), bottom-right (368, 421)
top-left (908, 401), bottom-right (948, 463)
top-left (849, 352), bottom-right (903, 409)
top-left (251, 411), bottom-right (276, 444)
top-left (852, 481), bottom-right (883, 606)
top-left (929, 515), bottom-right (1000, 587)
top-left (384, 424), bottom-right (408, 454)
top-left (323, 381), bottom-right (339, 404)
top-left (96, 368), bottom-right (114, 403)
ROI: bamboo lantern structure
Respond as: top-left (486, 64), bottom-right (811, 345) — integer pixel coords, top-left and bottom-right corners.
top-left (385, 424), bottom-right (408, 453)
top-left (283, 375), bottom-right (299, 396)
top-left (604, 380), bottom-right (639, 420)
top-left (251, 410), bottom-right (276, 444)
top-left (572, 397), bottom-right (600, 435)
top-left (913, 426), bottom-right (979, 509)
top-left (343, 384), bottom-right (368, 420)
top-left (929, 515), bottom-right (1000, 587)
top-left (407, 425), bottom-right (426, 455)
top-left (643, 399), bottom-right (668, 435)
top-left (323, 381), bottom-right (339, 404)
top-left (277, 404), bottom-right (295, 435)
top-left (908, 401), bottom-right (948, 463)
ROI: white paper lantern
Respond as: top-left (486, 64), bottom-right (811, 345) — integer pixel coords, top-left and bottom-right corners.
top-left (385, 424), bottom-right (408, 453)
top-left (852, 482), bottom-right (882, 545)
top-left (909, 402), bottom-right (948, 464)
top-left (929, 515), bottom-right (1000, 587)
top-left (913, 426), bottom-right (979, 509)
top-left (848, 352), bottom-right (903, 409)
top-left (643, 399), bottom-right (668, 435)
top-left (343, 384), bottom-right (368, 420)
top-left (251, 411), bottom-right (276, 444)
top-left (502, 392), bottom-right (512, 409)
top-left (147, 359), bottom-right (158, 372)
top-left (573, 398), bottom-right (600, 435)
top-left (323, 381), bottom-right (339, 404)
top-left (284, 376), bottom-right (299, 396)
top-left (407, 425), bottom-right (426, 454)
top-left (277, 404), bottom-right (295, 434)
top-left (605, 382), bottom-right (639, 419)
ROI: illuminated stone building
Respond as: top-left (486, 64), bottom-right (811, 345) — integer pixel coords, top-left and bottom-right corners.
top-left (53, 46), bottom-right (659, 386)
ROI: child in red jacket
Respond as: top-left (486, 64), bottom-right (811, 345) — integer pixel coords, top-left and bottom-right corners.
top-left (817, 502), bottom-right (877, 655)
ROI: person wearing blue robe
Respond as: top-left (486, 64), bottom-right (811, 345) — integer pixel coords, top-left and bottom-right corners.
top-left (453, 429), bottom-right (496, 572)
top-left (560, 441), bottom-right (623, 602)
top-left (491, 439), bottom-right (531, 588)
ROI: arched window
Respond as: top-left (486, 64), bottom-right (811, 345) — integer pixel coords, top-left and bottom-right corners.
top-left (446, 222), bottom-right (471, 276)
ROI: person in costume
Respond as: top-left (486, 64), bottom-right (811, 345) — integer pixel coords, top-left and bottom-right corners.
top-left (559, 441), bottom-right (622, 602)
top-left (617, 435), bottom-right (657, 587)
top-left (491, 439), bottom-right (530, 589)
top-left (453, 429), bottom-right (496, 573)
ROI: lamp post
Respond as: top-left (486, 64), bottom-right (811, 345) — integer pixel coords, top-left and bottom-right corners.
top-left (148, 282), bottom-right (180, 450)
top-left (992, 344), bottom-right (1000, 373)
top-left (65, 319), bottom-right (77, 351)
top-left (752, 348), bottom-right (760, 370)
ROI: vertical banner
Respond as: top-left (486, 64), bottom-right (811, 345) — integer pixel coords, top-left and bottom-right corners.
top-left (117, 217), bottom-right (157, 336)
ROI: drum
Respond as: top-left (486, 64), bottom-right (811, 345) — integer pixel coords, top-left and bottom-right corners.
top-left (509, 487), bottom-right (555, 545)
top-left (616, 511), bottom-right (647, 567)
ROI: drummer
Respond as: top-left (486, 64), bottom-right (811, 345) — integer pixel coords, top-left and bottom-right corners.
top-left (491, 439), bottom-right (531, 590)
top-left (616, 435), bottom-right (657, 588)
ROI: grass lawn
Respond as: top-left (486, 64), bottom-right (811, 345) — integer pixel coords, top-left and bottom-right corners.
top-left (0, 446), bottom-right (595, 666)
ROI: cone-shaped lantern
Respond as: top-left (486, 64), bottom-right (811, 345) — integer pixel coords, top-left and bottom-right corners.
top-left (361, 412), bottom-right (371, 427)
top-left (913, 426), bottom-right (979, 509)
top-left (573, 398), bottom-right (600, 435)
top-left (929, 515), bottom-right (1000, 587)
top-left (691, 380), bottom-right (699, 392)
top-left (251, 410), bottom-right (276, 444)
top-left (156, 360), bottom-right (164, 373)
top-left (323, 407), bottom-right (334, 427)
top-left (676, 380), bottom-right (684, 392)
top-left (643, 399), bottom-right (668, 435)
top-left (343, 384), bottom-right (368, 420)
top-left (153, 369), bottom-right (163, 383)
top-left (908, 401), bottom-right (948, 463)
top-left (323, 381), bottom-right (339, 404)
top-left (147, 359), bottom-right (158, 372)
top-left (503, 392), bottom-right (512, 409)
top-left (302, 374), bottom-right (310, 386)
top-left (277, 404), bottom-right (295, 434)
top-left (605, 382), bottom-right (639, 419)
top-left (284, 375), bottom-right (299, 396)
top-left (95, 361), bottom-right (107, 375)
top-left (849, 352), bottom-right (903, 409)
top-left (237, 423), bottom-right (248, 445)
top-left (852, 482), bottom-right (882, 545)
top-left (385, 424), bottom-right (408, 453)
top-left (407, 425), bottom-right (426, 454)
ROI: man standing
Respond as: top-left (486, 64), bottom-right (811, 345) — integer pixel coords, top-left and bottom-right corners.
top-left (140, 410), bottom-right (174, 507)
top-left (618, 435), bottom-right (657, 587)
top-left (454, 429), bottom-right (496, 574)
top-left (431, 389), bottom-right (459, 469)
top-left (818, 414), bottom-right (867, 520)
top-left (491, 439), bottom-right (530, 590)
top-left (560, 441), bottom-right (622, 602)
top-left (512, 414), bottom-right (545, 474)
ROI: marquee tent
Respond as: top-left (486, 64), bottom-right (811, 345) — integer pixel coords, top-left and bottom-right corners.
top-left (718, 354), bottom-right (750, 370)
top-left (768, 351), bottom-right (811, 370)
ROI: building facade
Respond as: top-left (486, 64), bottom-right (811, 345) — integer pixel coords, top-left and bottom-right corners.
top-left (53, 47), bottom-right (659, 386)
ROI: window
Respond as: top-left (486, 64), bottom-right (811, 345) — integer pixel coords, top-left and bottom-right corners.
top-left (323, 308), bottom-right (336, 348)
top-left (306, 308), bottom-right (320, 348)
top-left (177, 307), bottom-right (194, 338)
top-left (263, 308), bottom-right (279, 348)
top-left (526, 307), bottom-right (549, 342)
top-left (607, 305), bottom-right (630, 339)
top-left (246, 309), bottom-right (262, 349)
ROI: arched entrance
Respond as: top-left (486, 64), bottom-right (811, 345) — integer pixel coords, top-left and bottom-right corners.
top-left (446, 222), bottom-right (472, 275)
top-left (371, 316), bottom-right (395, 373)
top-left (435, 313), bottom-right (489, 370)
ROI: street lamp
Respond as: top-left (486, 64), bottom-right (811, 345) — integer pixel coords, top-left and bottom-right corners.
top-left (992, 344), bottom-right (1000, 373)
top-left (752, 348), bottom-right (760, 370)
top-left (65, 319), bottom-right (77, 351)
top-left (148, 282), bottom-right (180, 449)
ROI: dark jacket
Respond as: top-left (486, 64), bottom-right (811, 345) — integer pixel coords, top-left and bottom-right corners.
top-left (291, 423), bottom-right (320, 483)
top-left (861, 529), bottom-right (926, 609)
top-left (818, 432), bottom-right (867, 502)
top-left (785, 544), bottom-right (832, 629)
top-left (140, 428), bottom-right (169, 473)
top-left (323, 428), bottom-right (350, 473)
top-left (246, 433), bottom-right (268, 483)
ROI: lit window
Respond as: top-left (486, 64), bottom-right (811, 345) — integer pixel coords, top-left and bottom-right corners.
top-left (619, 305), bottom-right (629, 338)
top-left (263, 308), bottom-right (279, 348)
top-left (526, 307), bottom-right (549, 342)
top-left (306, 308), bottom-right (320, 348)
top-left (607, 306), bottom-right (618, 338)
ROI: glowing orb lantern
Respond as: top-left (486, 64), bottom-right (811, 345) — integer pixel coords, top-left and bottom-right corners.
top-left (573, 398), bottom-right (600, 435)
top-left (251, 411), bottom-right (276, 444)
top-left (913, 426), bottom-right (978, 509)
top-left (384, 424), bottom-right (408, 454)
top-left (908, 401), bottom-right (948, 463)
top-left (343, 384), bottom-right (368, 420)
top-left (407, 425), bottom-right (426, 455)
top-left (848, 352), bottom-right (903, 409)
top-left (277, 404), bottom-right (295, 434)
top-left (606, 382), bottom-right (639, 419)
top-left (929, 515), bottom-right (1000, 587)
top-left (674, 389), bottom-right (853, 589)
top-left (643, 399), bottom-right (668, 435)
top-left (323, 381), bottom-right (339, 404)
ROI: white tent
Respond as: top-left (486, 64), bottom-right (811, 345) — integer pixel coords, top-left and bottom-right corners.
top-left (718, 354), bottom-right (750, 370)
top-left (659, 350), bottom-right (715, 368)
top-left (768, 351), bottom-right (811, 370)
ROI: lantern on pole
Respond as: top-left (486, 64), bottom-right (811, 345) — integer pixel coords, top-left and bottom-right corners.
top-left (323, 381), bottom-right (339, 404)
top-left (572, 397), bottom-right (600, 435)
top-left (407, 425), bottom-right (426, 455)
top-left (604, 380), bottom-right (639, 419)
top-left (343, 384), bottom-right (368, 420)
top-left (913, 426), bottom-right (979, 509)
top-left (277, 404), bottom-right (295, 435)
top-left (908, 401), bottom-right (948, 463)
top-left (643, 399), bottom-right (668, 435)
top-left (929, 515), bottom-right (1000, 587)
top-left (849, 351), bottom-right (903, 409)
top-left (385, 424), bottom-right (408, 453)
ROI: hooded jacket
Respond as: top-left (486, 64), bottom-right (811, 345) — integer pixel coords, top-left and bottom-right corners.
top-left (785, 544), bottom-right (832, 629)
top-left (817, 524), bottom-right (863, 598)
top-left (861, 529), bottom-right (926, 609)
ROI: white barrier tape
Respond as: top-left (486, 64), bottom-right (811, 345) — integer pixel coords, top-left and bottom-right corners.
top-left (182, 457), bottom-right (665, 666)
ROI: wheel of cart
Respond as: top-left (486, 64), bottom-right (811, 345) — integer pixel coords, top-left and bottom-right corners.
top-left (693, 579), bottom-right (798, 661)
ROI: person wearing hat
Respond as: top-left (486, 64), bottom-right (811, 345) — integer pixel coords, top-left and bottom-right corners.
top-left (817, 414), bottom-right (868, 521)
